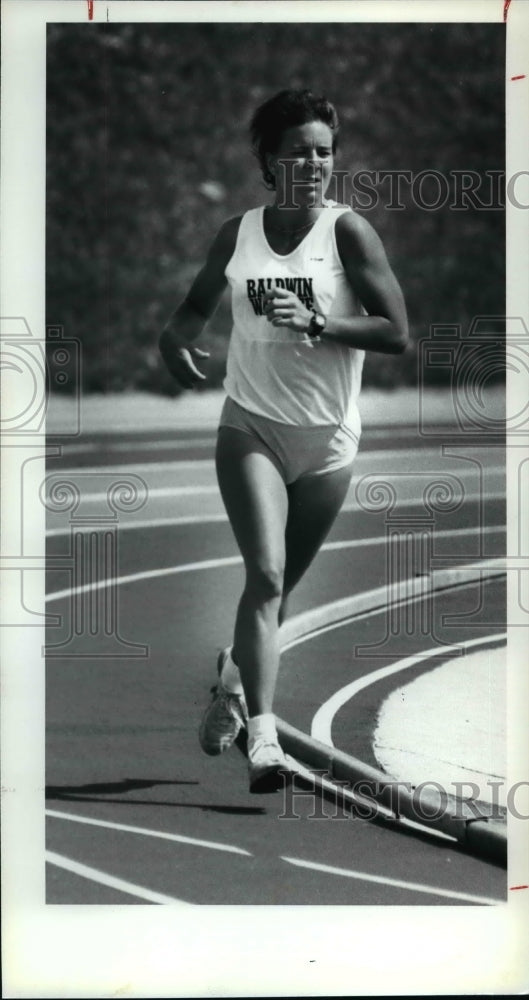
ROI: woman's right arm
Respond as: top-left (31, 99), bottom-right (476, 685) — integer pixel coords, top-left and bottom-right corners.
top-left (159, 215), bottom-right (241, 388)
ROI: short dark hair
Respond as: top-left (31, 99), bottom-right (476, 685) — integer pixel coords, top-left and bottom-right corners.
top-left (250, 89), bottom-right (340, 190)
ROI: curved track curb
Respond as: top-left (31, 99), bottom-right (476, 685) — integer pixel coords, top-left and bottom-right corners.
top-left (277, 559), bottom-right (507, 866)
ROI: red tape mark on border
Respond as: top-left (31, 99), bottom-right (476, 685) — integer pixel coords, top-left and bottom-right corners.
top-left (511, 75), bottom-right (526, 81)
top-left (503, 0), bottom-right (512, 20)
top-left (509, 884), bottom-right (528, 890)
top-left (87, 0), bottom-right (94, 19)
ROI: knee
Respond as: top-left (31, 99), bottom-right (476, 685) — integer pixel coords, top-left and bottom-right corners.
top-left (245, 561), bottom-right (284, 604)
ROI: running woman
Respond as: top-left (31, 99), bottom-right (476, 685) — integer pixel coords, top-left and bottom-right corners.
top-left (159, 89), bottom-right (408, 794)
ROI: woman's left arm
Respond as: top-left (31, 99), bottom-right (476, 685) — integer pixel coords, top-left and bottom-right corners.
top-left (323, 211), bottom-right (408, 354)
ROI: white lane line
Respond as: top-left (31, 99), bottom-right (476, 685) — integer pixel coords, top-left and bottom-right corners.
top-left (287, 756), bottom-right (456, 841)
top-left (281, 592), bottom-right (500, 656)
top-left (45, 526), bottom-right (505, 603)
top-left (281, 855), bottom-right (502, 905)
top-left (108, 438), bottom-right (213, 454)
top-left (46, 808), bottom-right (252, 855)
top-left (51, 426), bottom-right (430, 456)
top-left (46, 511), bottom-right (505, 538)
top-left (50, 458), bottom-right (214, 474)
top-left (46, 555), bottom-right (243, 603)
top-left (46, 476), bottom-right (506, 509)
top-left (57, 437), bottom-right (215, 455)
top-left (49, 453), bottom-right (506, 477)
top-left (61, 485), bottom-right (219, 503)
top-left (45, 850), bottom-right (193, 905)
top-left (44, 489), bottom-right (505, 538)
top-left (323, 524), bottom-right (503, 552)
top-left (46, 513), bottom-right (230, 535)
top-left (44, 485), bottom-right (505, 535)
top-left (311, 633), bottom-right (507, 746)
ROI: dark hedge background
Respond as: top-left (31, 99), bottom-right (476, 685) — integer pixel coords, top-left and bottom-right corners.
top-left (46, 22), bottom-right (505, 394)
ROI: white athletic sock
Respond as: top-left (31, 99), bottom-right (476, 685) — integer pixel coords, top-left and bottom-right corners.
top-left (247, 713), bottom-right (277, 745)
top-left (220, 649), bottom-right (244, 695)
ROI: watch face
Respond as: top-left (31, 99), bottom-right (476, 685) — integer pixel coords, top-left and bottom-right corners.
top-left (308, 312), bottom-right (325, 338)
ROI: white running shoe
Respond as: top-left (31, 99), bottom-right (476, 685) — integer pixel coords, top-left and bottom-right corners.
top-left (248, 737), bottom-right (291, 794)
top-left (198, 649), bottom-right (247, 756)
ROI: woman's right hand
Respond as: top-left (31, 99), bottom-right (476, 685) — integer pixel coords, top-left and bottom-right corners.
top-left (173, 345), bottom-right (210, 389)
top-left (159, 217), bottom-right (241, 390)
top-left (160, 335), bottom-right (210, 389)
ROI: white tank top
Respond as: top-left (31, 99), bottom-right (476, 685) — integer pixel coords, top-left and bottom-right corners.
top-left (224, 202), bottom-right (365, 431)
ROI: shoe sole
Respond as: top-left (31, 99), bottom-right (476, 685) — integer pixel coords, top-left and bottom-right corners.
top-left (249, 765), bottom-right (292, 795)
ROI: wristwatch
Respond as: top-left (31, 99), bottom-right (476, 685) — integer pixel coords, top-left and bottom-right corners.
top-left (306, 310), bottom-right (326, 340)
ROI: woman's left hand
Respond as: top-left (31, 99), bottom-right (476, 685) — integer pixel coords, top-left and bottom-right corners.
top-left (262, 286), bottom-right (312, 332)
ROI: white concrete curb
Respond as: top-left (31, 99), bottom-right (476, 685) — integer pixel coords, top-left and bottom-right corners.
top-left (276, 558), bottom-right (507, 865)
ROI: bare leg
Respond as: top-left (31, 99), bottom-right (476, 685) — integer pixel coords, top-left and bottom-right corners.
top-left (216, 427), bottom-right (288, 717)
top-left (279, 462), bottom-right (355, 625)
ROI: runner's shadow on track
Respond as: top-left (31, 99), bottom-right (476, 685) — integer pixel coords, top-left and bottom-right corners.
top-left (45, 778), bottom-right (266, 815)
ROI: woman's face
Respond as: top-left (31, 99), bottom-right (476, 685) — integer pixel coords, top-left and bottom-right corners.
top-left (267, 120), bottom-right (335, 208)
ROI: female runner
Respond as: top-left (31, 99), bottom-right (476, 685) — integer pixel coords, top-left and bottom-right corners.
top-left (159, 89), bottom-right (408, 794)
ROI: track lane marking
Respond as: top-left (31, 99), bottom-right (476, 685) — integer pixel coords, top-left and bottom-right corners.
top-left (311, 633), bottom-right (507, 746)
top-left (46, 515), bottom-right (505, 538)
top-left (50, 425), bottom-right (450, 457)
top-left (281, 856), bottom-right (502, 905)
top-left (46, 808), bottom-right (252, 855)
top-left (44, 488), bottom-right (505, 538)
top-left (46, 555), bottom-right (243, 603)
top-left (64, 485), bottom-right (220, 503)
top-left (56, 436), bottom-right (216, 455)
top-left (46, 513), bottom-right (231, 535)
top-left (48, 446), bottom-right (485, 475)
top-left (44, 476), bottom-right (506, 507)
top-left (45, 526), bottom-right (505, 603)
top-left (281, 591), bottom-right (503, 654)
top-left (46, 850), bottom-right (193, 905)
top-left (49, 458), bottom-right (214, 474)
top-left (287, 757), bottom-right (456, 841)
